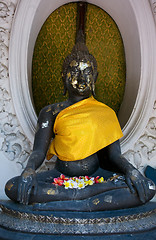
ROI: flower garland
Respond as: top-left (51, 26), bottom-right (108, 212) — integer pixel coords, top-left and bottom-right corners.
top-left (52, 174), bottom-right (125, 189)
top-left (52, 174), bottom-right (106, 189)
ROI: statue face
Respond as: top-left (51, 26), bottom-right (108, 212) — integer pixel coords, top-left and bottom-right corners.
top-left (66, 60), bottom-right (94, 96)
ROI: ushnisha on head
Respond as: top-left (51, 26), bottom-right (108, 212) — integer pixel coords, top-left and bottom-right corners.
top-left (62, 31), bottom-right (98, 97)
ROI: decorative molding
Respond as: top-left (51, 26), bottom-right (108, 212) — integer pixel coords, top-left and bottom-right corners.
top-left (0, 0), bottom-right (32, 169)
top-left (124, 100), bottom-right (156, 171)
top-left (123, 1), bottom-right (156, 170)
top-left (149, 0), bottom-right (156, 21)
top-left (0, 203), bottom-right (156, 234)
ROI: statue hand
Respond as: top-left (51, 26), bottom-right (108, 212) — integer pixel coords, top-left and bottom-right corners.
top-left (125, 169), bottom-right (151, 203)
top-left (17, 168), bottom-right (37, 205)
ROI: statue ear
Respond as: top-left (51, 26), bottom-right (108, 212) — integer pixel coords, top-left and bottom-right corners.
top-left (92, 71), bottom-right (98, 97)
top-left (62, 73), bottom-right (67, 96)
top-left (63, 86), bottom-right (67, 96)
top-left (93, 71), bottom-right (98, 83)
top-left (92, 83), bottom-right (96, 97)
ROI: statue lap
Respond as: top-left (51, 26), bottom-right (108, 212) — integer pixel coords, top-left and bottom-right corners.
top-left (5, 165), bottom-right (155, 210)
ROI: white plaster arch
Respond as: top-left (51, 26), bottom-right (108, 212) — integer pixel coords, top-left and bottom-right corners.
top-left (9, 0), bottom-right (156, 154)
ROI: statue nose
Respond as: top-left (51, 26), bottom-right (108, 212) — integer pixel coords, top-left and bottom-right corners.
top-left (78, 71), bottom-right (85, 83)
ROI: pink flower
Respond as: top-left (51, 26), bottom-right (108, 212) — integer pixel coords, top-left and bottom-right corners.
top-left (53, 178), bottom-right (64, 186)
top-left (94, 176), bottom-right (100, 183)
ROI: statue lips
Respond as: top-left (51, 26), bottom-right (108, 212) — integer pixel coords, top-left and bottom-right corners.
top-left (77, 83), bottom-right (88, 92)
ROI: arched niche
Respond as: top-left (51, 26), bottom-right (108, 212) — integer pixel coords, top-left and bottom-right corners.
top-left (9, 0), bottom-right (156, 154)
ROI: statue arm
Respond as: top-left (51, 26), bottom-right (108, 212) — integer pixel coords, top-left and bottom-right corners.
top-left (106, 140), bottom-right (151, 203)
top-left (106, 140), bottom-right (134, 174)
top-left (17, 106), bottom-right (55, 204)
top-left (26, 106), bottom-right (55, 170)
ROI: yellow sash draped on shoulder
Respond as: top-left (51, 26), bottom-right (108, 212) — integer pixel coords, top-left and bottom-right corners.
top-left (47, 97), bottom-right (123, 161)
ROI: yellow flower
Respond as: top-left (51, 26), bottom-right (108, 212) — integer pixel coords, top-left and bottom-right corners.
top-left (70, 182), bottom-right (75, 188)
top-left (64, 181), bottom-right (70, 189)
top-left (98, 177), bottom-right (104, 183)
top-left (78, 182), bottom-right (85, 189)
top-left (84, 181), bottom-right (89, 186)
top-left (88, 179), bottom-right (94, 185)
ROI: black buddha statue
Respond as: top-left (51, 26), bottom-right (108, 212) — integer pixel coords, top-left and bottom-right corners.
top-left (5, 2), bottom-right (155, 211)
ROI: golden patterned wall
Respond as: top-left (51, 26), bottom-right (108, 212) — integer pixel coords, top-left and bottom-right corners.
top-left (32, 3), bottom-right (126, 115)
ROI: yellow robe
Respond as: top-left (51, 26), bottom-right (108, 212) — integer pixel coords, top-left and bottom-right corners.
top-left (47, 97), bottom-right (123, 161)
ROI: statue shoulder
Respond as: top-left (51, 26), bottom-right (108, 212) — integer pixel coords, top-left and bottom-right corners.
top-left (38, 101), bottom-right (69, 119)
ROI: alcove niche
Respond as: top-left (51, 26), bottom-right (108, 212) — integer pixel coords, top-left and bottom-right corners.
top-left (9, 0), bottom-right (156, 154)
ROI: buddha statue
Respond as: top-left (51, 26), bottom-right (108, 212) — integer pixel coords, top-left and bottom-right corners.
top-left (5, 3), bottom-right (155, 211)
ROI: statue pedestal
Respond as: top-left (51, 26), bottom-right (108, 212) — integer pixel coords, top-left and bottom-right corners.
top-left (0, 200), bottom-right (156, 239)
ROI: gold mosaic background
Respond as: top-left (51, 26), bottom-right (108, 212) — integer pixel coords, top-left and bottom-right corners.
top-left (32, 3), bottom-right (126, 115)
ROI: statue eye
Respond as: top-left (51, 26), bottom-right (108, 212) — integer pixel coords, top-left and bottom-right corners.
top-left (84, 67), bottom-right (93, 75)
top-left (71, 69), bottom-right (79, 76)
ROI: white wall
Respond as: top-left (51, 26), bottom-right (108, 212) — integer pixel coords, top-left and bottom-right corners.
top-left (0, 152), bottom-right (20, 200)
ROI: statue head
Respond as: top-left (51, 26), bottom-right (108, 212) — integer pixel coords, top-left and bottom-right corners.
top-left (62, 31), bottom-right (98, 97)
